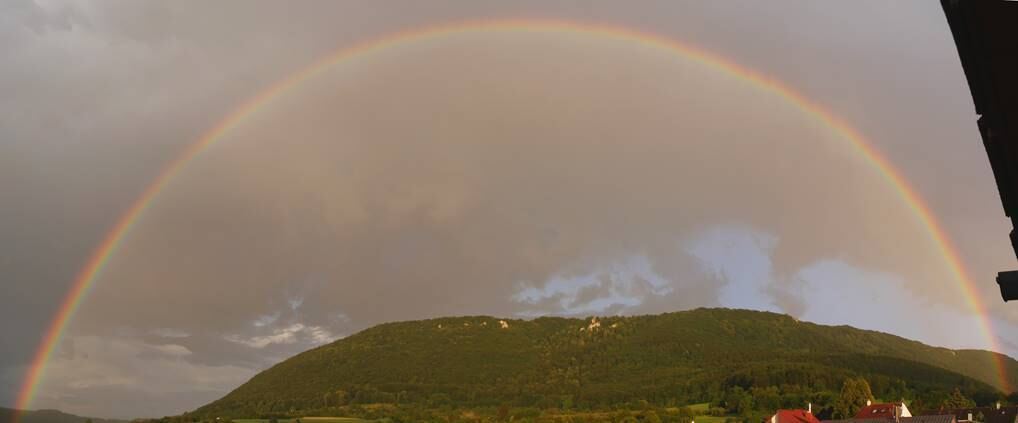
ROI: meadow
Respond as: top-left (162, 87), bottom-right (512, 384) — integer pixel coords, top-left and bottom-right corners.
top-left (234, 418), bottom-right (379, 423)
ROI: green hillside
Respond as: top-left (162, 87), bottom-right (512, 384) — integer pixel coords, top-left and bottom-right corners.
top-left (193, 308), bottom-right (1018, 420)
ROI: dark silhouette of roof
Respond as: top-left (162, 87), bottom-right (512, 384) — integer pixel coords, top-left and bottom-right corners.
top-left (924, 406), bottom-right (1018, 423)
top-left (941, 0), bottom-right (1018, 301)
top-left (904, 416), bottom-right (962, 423)
top-left (824, 420), bottom-right (886, 423)
top-left (824, 416), bottom-right (955, 423)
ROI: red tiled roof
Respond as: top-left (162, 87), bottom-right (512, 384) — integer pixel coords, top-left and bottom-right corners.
top-left (856, 404), bottom-right (901, 419)
top-left (775, 409), bottom-right (821, 423)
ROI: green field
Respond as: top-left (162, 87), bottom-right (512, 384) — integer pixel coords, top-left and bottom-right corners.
top-left (686, 403), bottom-right (710, 413)
top-left (678, 402), bottom-right (731, 423)
top-left (693, 416), bottom-right (728, 423)
top-left (234, 418), bottom-right (377, 423)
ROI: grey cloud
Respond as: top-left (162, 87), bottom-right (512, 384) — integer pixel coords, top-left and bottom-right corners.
top-left (765, 280), bottom-right (808, 320)
top-left (150, 328), bottom-right (191, 338)
top-left (36, 336), bottom-right (254, 419)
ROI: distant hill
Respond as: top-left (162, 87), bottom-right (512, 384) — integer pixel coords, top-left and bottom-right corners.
top-left (0, 407), bottom-right (128, 423)
top-left (194, 308), bottom-right (1018, 419)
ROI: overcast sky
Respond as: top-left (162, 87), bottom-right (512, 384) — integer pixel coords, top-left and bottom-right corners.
top-left (2, 0), bottom-right (1016, 419)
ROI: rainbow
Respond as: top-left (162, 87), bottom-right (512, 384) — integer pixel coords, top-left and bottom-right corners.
top-left (15, 18), bottom-right (1011, 416)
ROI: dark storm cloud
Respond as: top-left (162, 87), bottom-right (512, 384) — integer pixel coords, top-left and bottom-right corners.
top-left (0, 0), bottom-right (346, 410)
top-left (2, 1), bottom-right (1014, 419)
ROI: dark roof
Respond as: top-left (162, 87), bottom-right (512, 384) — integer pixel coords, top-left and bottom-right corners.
top-left (824, 415), bottom-right (955, 423)
top-left (941, 0), bottom-right (1018, 296)
top-left (823, 419), bottom-right (886, 423)
top-left (775, 410), bottom-right (821, 423)
top-left (985, 407), bottom-right (1018, 423)
top-left (902, 416), bottom-right (958, 423)
top-left (925, 407), bottom-right (1018, 423)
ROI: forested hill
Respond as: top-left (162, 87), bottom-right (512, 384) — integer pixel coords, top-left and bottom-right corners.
top-left (195, 308), bottom-right (1018, 418)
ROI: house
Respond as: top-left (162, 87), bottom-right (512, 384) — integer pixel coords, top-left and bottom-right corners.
top-left (981, 406), bottom-right (1018, 423)
top-left (903, 416), bottom-right (961, 423)
top-left (923, 404), bottom-right (1018, 423)
top-left (823, 402), bottom-right (952, 423)
top-left (823, 416), bottom-right (955, 423)
top-left (856, 401), bottom-right (912, 419)
top-left (772, 409), bottom-right (822, 423)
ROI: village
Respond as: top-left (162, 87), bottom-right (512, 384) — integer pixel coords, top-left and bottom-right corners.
top-left (770, 401), bottom-right (1018, 423)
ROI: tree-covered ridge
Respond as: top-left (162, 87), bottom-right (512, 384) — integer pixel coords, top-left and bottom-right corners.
top-left (193, 308), bottom-right (1018, 420)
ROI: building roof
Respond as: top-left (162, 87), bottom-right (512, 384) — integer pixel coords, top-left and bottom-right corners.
top-left (856, 404), bottom-right (903, 419)
top-left (823, 415), bottom-right (955, 423)
top-left (926, 406), bottom-right (1018, 423)
top-left (823, 419), bottom-right (886, 423)
top-left (941, 0), bottom-right (1018, 292)
top-left (901, 416), bottom-right (957, 423)
top-left (775, 409), bottom-right (822, 423)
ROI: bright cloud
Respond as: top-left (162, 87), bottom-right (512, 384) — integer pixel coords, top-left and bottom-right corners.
top-left (226, 323), bottom-right (337, 349)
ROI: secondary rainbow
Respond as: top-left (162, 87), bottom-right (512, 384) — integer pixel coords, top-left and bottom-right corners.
top-left (16, 18), bottom-right (1011, 415)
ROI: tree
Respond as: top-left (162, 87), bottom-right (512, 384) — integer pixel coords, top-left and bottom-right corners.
top-left (334, 390), bottom-right (349, 406)
top-left (725, 387), bottom-right (753, 414)
top-left (942, 388), bottom-right (976, 409)
top-left (834, 378), bottom-right (873, 419)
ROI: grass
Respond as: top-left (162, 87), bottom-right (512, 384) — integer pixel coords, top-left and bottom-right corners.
top-left (672, 403), bottom-right (732, 423)
top-left (694, 416), bottom-right (729, 423)
top-left (302, 419), bottom-right (375, 423)
top-left (234, 418), bottom-right (376, 423)
top-left (687, 403), bottom-right (710, 413)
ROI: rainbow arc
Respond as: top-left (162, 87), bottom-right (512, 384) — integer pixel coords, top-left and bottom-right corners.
top-left (16, 20), bottom-right (1009, 417)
